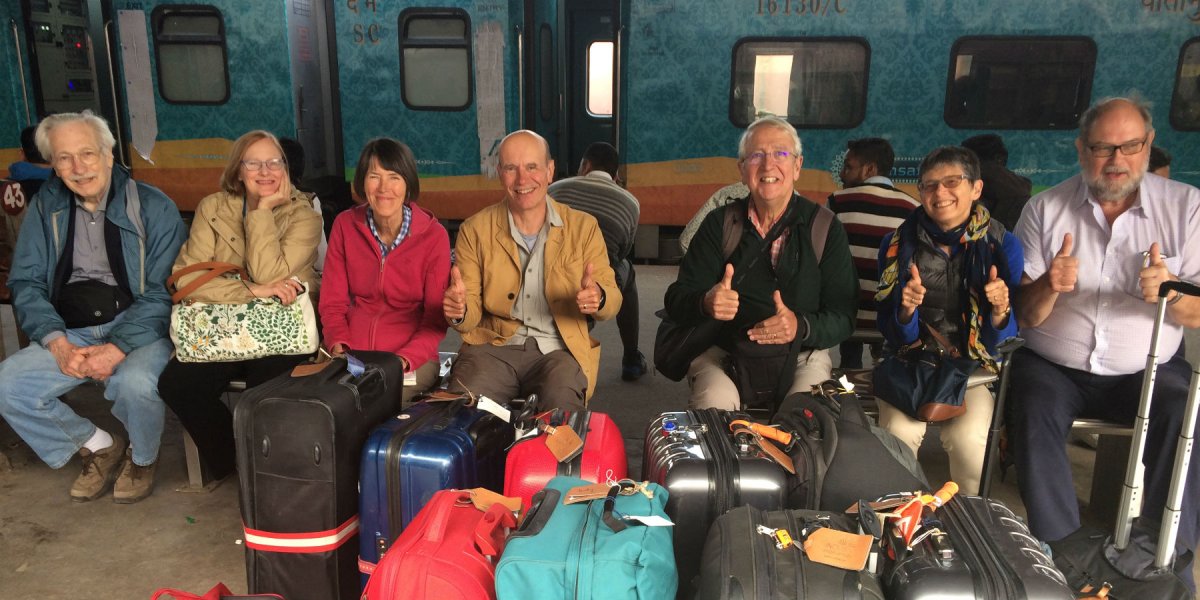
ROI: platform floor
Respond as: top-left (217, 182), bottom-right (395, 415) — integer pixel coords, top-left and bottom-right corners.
top-left (1, 265), bottom-right (1197, 598)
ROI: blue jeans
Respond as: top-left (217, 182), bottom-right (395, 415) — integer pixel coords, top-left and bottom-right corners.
top-left (0, 320), bottom-right (173, 468)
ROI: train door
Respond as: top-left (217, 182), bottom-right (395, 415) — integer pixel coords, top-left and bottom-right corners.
top-left (524, 0), bottom-right (562, 163)
top-left (20, 0), bottom-right (128, 165)
top-left (561, 0), bottom-right (617, 176)
top-left (287, 0), bottom-right (342, 180)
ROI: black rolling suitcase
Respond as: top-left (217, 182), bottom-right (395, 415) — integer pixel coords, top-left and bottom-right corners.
top-left (234, 351), bottom-right (403, 600)
top-left (1047, 281), bottom-right (1200, 600)
top-left (880, 494), bottom-right (1075, 599)
top-left (696, 504), bottom-right (884, 600)
top-left (643, 408), bottom-right (791, 598)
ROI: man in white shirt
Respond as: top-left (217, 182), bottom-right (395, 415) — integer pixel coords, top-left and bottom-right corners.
top-left (1010, 97), bottom-right (1200, 580)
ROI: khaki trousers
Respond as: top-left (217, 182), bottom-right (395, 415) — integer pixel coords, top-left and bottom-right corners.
top-left (687, 346), bottom-right (833, 411)
top-left (876, 384), bottom-right (995, 495)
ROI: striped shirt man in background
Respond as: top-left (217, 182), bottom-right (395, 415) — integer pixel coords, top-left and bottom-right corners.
top-left (548, 142), bottom-right (646, 380)
top-left (827, 137), bottom-right (920, 369)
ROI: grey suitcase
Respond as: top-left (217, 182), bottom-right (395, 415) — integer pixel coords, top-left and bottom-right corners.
top-left (643, 408), bottom-right (790, 598)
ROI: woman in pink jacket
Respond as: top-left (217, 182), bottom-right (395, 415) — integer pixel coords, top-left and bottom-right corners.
top-left (319, 138), bottom-right (450, 404)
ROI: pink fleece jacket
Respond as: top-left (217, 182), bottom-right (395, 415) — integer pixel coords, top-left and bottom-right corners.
top-left (319, 203), bottom-right (450, 371)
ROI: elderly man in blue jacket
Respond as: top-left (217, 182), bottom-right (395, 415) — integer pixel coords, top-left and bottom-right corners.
top-left (0, 111), bottom-right (185, 504)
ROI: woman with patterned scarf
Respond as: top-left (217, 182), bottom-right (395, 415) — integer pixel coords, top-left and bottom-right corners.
top-left (873, 145), bottom-right (1024, 495)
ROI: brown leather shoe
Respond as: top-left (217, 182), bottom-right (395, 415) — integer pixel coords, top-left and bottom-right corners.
top-left (69, 434), bottom-right (128, 502)
top-left (112, 449), bottom-right (156, 504)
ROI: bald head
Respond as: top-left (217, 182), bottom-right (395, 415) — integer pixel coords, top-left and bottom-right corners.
top-left (497, 130), bottom-right (555, 214)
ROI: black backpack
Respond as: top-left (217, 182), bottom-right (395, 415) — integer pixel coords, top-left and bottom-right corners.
top-left (772, 381), bottom-right (928, 511)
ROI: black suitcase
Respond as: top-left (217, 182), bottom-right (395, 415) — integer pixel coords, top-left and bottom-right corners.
top-left (696, 504), bottom-right (884, 600)
top-left (643, 408), bottom-right (790, 598)
top-left (772, 382), bottom-right (928, 511)
top-left (881, 495), bottom-right (1075, 600)
top-left (234, 352), bottom-right (403, 600)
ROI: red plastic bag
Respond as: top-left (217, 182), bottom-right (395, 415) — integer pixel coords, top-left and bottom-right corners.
top-left (150, 583), bottom-right (283, 600)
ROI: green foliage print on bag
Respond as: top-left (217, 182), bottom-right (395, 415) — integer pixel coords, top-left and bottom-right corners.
top-left (171, 296), bottom-right (317, 362)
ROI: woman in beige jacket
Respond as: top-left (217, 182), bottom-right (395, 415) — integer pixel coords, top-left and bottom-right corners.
top-left (158, 130), bottom-right (322, 481)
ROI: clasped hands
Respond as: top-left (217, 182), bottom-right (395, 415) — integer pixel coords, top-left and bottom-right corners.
top-left (49, 338), bottom-right (126, 381)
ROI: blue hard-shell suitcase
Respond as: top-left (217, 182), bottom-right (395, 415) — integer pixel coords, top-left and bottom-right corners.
top-left (357, 398), bottom-right (512, 582)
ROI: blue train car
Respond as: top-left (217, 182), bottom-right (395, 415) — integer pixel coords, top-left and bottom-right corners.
top-left (0, 0), bottom-right (1196, 236)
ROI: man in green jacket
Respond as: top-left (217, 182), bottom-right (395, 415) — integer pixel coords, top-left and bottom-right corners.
top-left (665, 116), bottom-right (857, 410)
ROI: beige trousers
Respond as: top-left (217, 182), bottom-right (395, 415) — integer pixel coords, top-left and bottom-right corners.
top-left (876, 384), bottom-right (995, 495)
top-left (687, 346), bottom-right (833, 411)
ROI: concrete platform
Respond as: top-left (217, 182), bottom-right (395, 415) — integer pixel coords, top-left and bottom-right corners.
top-left (1, 264), bottom-right (1197, 598)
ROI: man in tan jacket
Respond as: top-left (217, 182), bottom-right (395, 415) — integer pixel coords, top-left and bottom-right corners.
top-left (442, 130), bottom-right (621, 410)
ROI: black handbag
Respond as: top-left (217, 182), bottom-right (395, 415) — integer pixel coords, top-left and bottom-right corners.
top-left (652, 309), bottom-right (722, 382)
top-left (56, 279), bottom-right (134, 328)
top-left (872, 322), bottom-right (978, 422)
top-left (724, 335), bottom-right (795, 412)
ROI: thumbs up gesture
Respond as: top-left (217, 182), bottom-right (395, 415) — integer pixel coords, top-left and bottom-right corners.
top-left (1139, 242), bottom-right (1178, 304)
top-left (1049, 233), bottom-right (1078, 293)
top-left (443, 265), bottom-right (467, 321)
top-left (749, 290), bottom-right (798, 344)
top-left (899, 263), bottom-right (926, 323)
top-left (983, 264), bottom-right (1011, 322)
top-left (704, 263), bottom-right (740, 321)
top-left (576, 263), bottom-right (603, 315)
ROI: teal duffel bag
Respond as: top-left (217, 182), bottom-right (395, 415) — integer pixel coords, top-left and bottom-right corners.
top-left (495, 476), bottom-right (677, 600)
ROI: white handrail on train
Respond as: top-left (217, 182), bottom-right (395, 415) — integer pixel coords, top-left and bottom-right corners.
top-left (10, 18), bottom-right (30, 126)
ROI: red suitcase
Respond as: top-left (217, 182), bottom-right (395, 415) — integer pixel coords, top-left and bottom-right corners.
top-left (360, 489), bottom-right (515, 600)
top-left (503, 410), bottom-right (628, 508)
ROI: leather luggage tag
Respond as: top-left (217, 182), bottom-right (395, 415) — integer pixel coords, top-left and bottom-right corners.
top-left (425, 390), bottom-right (471, 403)
top-left (541, 423), bottom-right (584, 463)
top-left (564, 483), bottom-right (612, 504)
top-left (803, 527), bottom-right (874, 571)
top-left (467, 488), bottom-right (523, 513)
top-left (291, 349), bottom-right (335, 377)
top-left (844, 496), bottom-right (913, 514)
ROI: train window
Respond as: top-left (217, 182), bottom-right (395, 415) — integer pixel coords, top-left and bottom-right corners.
top-left (399, 9), bottom-right (472, 110)
top-left (151, 6), bottom-right (229, 105)
top-left (730, 38), bottom-right (869, 129)
top-left (1171, 38), bottom-right (1200, 130)
top-left (587, 41), bottom-right (613, 117)
top-left (945, 37), bottom-right (1095, 130)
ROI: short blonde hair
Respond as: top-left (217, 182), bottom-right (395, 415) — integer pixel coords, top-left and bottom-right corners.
top-left (219, 130), bottom-right (287, 195)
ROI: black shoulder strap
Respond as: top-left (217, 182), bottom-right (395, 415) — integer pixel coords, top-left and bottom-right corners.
top-left (721, 203), bottom-right (743, 260)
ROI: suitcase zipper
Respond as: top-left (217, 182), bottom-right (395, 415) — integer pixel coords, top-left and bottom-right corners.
top-left (570, 498), bottom-right (595, 599)
top-left (557, 411), bottom-right (591, 478)
top-left (942, 498), bottom-right (1021, 599)
top-left (382, 405), bottom-right (446, 554)
top-left (697, 409), bottom-right (734, 515)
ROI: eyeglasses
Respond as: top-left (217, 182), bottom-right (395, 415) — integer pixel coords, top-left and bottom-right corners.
top-left (1086, 137), bottom-right (1148, 158)
top-left (54, 150), bottom-right (102, 169)
top-left (743, 150), bottom-right (797, 165)
top-left (241, 158), bottom-right (286, 172)
top-left (917, 174), bottom-right (970, 194)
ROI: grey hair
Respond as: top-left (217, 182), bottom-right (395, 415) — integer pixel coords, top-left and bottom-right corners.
top-left (35, 110), bottom-right (117, 161)
top-left (738, 115), bottom-right (803, 160)
top-left (1078, 96), bottom-right (1154, 141)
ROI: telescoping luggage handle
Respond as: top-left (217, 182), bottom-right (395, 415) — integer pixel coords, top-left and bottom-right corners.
top-left (1114, 280), bottom-right (1200, 568)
